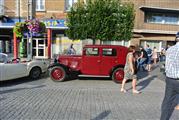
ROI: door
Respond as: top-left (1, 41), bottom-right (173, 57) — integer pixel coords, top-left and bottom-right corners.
top-left (100, 48), bottom-right (118, 75)
top-left (33, 38), bottom-right (47, 59)
top-left (3, 63), bottom-right (27, 80)
top-left (82, 47), bottom-right (100, 75)
top-left (0, 63), bottom-right (4, 80)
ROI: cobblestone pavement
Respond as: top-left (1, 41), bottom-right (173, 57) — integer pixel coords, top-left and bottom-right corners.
top-left (0, 65), bottom-right (179, 120)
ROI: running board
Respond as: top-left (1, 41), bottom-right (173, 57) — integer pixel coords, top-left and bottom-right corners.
top-left (78, 75), bottom-right (110, 78)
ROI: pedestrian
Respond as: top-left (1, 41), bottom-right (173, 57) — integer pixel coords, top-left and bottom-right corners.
top-left (160, 32), bottom-right (179, 120)
top-left (67, 43), bottom-right (76, 55)
top-left (120, 45), bottom-right (140, 94)
top-left (139, 46), bottom-right (148, 71)
top-left (159, 48), bottom-right (166, 62)
top-left (152, 46), bottom-right (158, 64)
top-left (145, 44), bottom-right (152, 71)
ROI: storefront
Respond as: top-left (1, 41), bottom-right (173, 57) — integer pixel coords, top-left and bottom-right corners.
top-left (0, 27), bottom-right (13, 55)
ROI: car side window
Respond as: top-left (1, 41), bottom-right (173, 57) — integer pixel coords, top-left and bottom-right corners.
top-left (102, 48), bottom-right (117, 56)
top-left (85, 48), bottom-right (99, 56)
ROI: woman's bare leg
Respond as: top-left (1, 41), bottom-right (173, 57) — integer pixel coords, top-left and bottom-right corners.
top-left (121, 79), bottom-right (127, 92)
top-left (132, 79), bottom-right (140, 94)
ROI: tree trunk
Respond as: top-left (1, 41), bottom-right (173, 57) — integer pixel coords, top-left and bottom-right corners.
top-left (92, 39), bottom-right (95, 44)
top-left (100, 40), bottom-right (102, 45)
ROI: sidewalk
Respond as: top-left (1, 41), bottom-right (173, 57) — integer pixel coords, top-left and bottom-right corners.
top-left (0, 64), bottom-right (178, 120)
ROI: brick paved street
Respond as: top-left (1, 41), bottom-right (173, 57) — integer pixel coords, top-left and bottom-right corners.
top-left (0, 65), bottom-right (179, 120)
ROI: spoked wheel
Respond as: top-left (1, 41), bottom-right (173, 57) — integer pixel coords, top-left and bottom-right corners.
top-left (112, 68), bottom-right (124, 84)
top-left (30, 67), bottom-right (41, 79)
top-left (50, 66), bottom-right (67, 82)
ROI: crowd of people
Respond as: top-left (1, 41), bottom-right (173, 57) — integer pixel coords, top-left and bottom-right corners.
top-left (120, 32), bottom-right (179, 120)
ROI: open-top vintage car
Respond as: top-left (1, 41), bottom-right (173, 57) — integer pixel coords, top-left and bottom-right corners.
top-left (0, 53), bottom-right (49, 81)
top-left (48, 45), bottom-right (128, 83)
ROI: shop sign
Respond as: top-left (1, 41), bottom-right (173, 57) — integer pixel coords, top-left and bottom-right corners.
top-left (43, 19), bottom-right (66, 27)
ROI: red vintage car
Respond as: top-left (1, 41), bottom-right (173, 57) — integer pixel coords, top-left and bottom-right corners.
top-left (48, 45), bottom-right (128, 83)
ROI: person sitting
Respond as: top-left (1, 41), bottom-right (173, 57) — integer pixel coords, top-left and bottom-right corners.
top-left (67, 44), bottom-right (76, 55)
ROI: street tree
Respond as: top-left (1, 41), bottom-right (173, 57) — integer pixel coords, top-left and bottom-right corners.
top-left (66, 0), bottom-right (135, 44)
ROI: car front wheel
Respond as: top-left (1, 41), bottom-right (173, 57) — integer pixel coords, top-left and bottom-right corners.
top-left (29, 67), bottom-right (41, 79)
top-left (112, 68), bottom-right (124, 84)
top-left (49, 66), bottom-right (67, 82)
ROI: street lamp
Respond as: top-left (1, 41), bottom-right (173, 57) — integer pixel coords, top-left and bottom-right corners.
top-left (27, 0), bottom-right (36, 60)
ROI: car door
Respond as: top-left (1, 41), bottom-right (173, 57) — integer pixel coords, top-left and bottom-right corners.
top-left (0, 63), bottom-right (4, 81)
top-left (82, 47), bottom-right (101, 75)
top-left (0, 53), bottom-right (6, 81)
top-left (100, 48), bottom-right (118, 75)
top-left (3, 63), bottom-right (27, 80)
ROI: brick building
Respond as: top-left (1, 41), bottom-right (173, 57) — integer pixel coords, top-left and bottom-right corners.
top-left (0, 0), bottom-right (179, 58)
top-left (130, 0), bottom-right (179, 51)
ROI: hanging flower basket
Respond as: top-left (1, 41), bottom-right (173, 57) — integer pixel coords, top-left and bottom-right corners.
top-left (13, 19), bottom-right (46, 38)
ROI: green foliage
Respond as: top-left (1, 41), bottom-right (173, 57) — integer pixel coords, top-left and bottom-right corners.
top-left (66, 0), bottom-right (135, 43)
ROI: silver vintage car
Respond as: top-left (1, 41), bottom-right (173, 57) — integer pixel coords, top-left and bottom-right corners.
top-left (0, 53), bottom-right (49, 81)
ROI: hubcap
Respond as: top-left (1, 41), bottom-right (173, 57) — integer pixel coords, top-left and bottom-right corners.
top-left (51, 68), bottom-right (64, 81)
top-left (115, 69), bottom-right (124, 82)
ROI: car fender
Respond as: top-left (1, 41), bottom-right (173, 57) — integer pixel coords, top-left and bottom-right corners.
top-left (109, 65), bottom-right (125, 77)
top-left (48, 63), bottom-right (69, 73)
top-left (26, 61), bottom-right (44, 74)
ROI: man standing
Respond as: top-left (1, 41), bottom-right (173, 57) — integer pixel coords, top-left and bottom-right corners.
top-left (145, 44), bottom-right (152, 71)
top-left (139, 46), bottom-right (148, 71)
top-left (160, 32), bottom-right (179, 120)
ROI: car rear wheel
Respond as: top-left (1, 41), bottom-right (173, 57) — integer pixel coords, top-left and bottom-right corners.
top-left (50, 66), bottom-right (67, 82)
top-left (30, 67), bottom-right (41, 79)
top-left (112, 68), bottom-right (124, 84)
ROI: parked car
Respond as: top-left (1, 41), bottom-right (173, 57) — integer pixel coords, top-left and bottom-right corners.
top-left (0, 53), bottom-right (49, 81)
top-left (48, 45), bottom-right (128, 83)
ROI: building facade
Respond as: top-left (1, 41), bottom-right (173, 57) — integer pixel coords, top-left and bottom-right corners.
top-left (0, 0), bottom-right (179, 58)
top-left (130, 0), bottom-right (179, 51)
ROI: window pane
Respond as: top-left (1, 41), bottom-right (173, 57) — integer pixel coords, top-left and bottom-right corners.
top-left (102, 48), bottom-right (116, 56)
top-left (85, 48), bottom-right (99, 56)
top-left (66, 0), bottom-right (78, 11)
top-left (145, 12), bottom-right (179, 25)
top-left (36, 0), bottom-right (45, 11)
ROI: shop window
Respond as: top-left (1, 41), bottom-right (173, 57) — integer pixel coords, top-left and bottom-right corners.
top-left (140, 40), bottom-right (162, 52)
top-left (102, 40), bottom-right (129, 47)
top-left (36, 0), bottom-right (45, 11)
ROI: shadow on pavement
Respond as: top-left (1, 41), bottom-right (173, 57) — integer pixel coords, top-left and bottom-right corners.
top-left (137, 71), bottom-right (149, 79)
top-left (91, 110), bottom-right (111, 120)
top-left (0, 85), bottom-right (46, 95)
top-left (0, 72), bottom-right (48, 87)
top-left (137, 75), bottom-right (158, 91)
